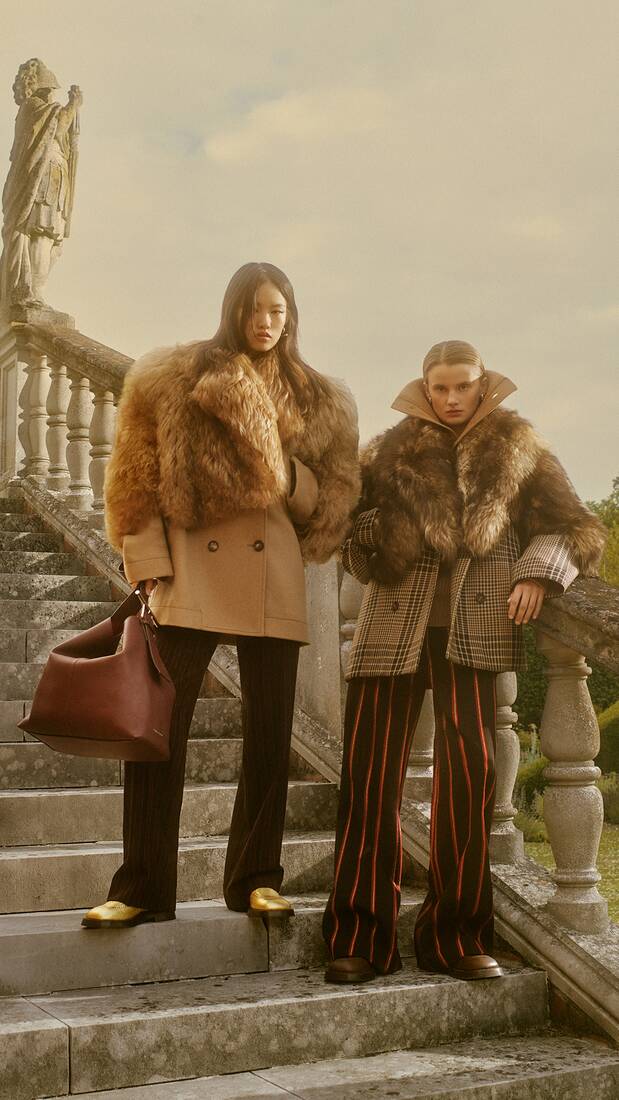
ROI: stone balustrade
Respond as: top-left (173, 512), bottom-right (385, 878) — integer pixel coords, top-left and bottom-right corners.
top-left (337, 571), bottom-right (619, 936)
top-left (1, 322), bottom-right (131, 521)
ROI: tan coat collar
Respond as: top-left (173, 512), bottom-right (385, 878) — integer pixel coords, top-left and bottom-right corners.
top-left (391, 370), bottom-right (517, 443)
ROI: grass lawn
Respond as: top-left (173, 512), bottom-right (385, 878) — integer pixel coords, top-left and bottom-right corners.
top-left (526, 822), bottom-right (619, 924)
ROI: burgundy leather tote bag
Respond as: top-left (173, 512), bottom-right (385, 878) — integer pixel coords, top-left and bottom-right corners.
top-left (18, 590), bottom-right (175, 761)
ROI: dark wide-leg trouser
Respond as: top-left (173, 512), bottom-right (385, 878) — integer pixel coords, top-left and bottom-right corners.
top-left (107, 627), bottom-right (300, 913)
top-left (323, 628), bottom-right (497, 974)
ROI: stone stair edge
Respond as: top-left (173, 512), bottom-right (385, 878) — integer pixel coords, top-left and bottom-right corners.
top-left (42, 1035), bottom-right (619, 1100)
top-left (1, 965), bottom-right (548, 1096)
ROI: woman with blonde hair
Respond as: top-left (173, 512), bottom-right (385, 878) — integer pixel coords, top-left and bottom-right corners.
top-left (323, 339), bottom-right (605, 983)
top-left (83, 261), bottom-right (360, 928)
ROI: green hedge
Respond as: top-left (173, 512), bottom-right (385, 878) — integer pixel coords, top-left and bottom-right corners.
top-left (596, 701), bottom-right (619, 775)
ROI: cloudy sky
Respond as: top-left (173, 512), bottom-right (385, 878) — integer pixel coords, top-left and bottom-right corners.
top-left (2, 1), bottom-right (617, 499)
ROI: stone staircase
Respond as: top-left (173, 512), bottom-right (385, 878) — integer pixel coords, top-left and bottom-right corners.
top-left (1, 490), bottom-right (618, 1100)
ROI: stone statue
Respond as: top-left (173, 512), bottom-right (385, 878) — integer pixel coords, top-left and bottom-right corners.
top-left (0, 58), bottom-right (82, 307)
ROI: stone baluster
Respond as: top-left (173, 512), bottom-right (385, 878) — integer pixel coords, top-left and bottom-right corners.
top-left (490, 672), bottom-right (524, 863)
top-left (407, 690), bottom-right (434, 802)
top-left (45, 358), bottom-right (71, 491)
top-left (89, 385), bottom-right (116, 521)
top-left (15, 342), bottom-right (31, 478)
top-left (536, 631), bottom-right (608, 933)
top-left (65, 371), bottom-right (93, 511)
top-left (25, 351), bottom-right (51, 482)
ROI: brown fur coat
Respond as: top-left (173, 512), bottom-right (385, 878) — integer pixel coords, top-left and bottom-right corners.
top-left (361, 408), bottom-right (606, 584)
top-left (104, 342), bottom-right (360, 563)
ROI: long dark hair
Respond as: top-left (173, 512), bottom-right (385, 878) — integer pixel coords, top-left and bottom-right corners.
top-left (204, 262), bottom-right (322, 411)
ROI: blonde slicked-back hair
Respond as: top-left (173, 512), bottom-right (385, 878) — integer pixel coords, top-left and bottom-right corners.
top-left (422, 340), bottom-right (486, 379)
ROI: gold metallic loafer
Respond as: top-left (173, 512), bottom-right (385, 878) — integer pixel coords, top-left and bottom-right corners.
top-left (449, 954), bottom-right (503, 981)
top-left (247, 888), bottom-right (294, 920)
top-left (81, 901), bottom-right (175, 929)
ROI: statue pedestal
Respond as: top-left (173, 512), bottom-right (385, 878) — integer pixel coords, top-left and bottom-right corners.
top-left (1, 301), bottom-right (75, 329)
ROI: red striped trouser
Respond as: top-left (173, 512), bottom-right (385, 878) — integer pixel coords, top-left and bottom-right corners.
top-left (322, 628), bottom-right (497, 975)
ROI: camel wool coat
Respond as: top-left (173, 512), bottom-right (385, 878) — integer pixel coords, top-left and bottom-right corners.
top-left (344, 372), bottom-right (606, 677)
top-left (104, 342), bottom-right (360, 643)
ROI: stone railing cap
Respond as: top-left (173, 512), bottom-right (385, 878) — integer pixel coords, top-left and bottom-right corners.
top-left (16, 322), bottom-right (133, 395)
top-left (536, 577), bottom-right (619, 674)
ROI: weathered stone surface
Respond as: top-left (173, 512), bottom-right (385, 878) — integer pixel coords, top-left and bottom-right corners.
top-left (259, 1036), bottom-right (619, 1099)
top-left (32, 964), bottom-right (547, 1093)
top-left (184, 739), bottom-right (242, 783)
top-left (0, 529), bottom-right (62, 550)
top-left (0, 550), bottom-right (82, 573)
top-left (0, 496), bottom-right (26, 512)
top-left (0, 571), bottom-right (110, 600)
top-left (268, 892), bottom-right (423, 972)
top-left (0, 597), bottom-right (117, 626)
top-left (0, 780), bottom-right (335, 846)
top-left (189, 697), bottom-right (242, 738)
top-left (0, 698), bottom-right (25, 741)
top-left (49, 1073), bottom-right (290, 1099)
top-left (537, 577), bottom-right (619, 676)
top-left (0, 740), bottom-right (121, 790)
top-left (0, 902), bottom-right (268, 996)
top-left (0, 628), bottom-right (26, 661)
top-left (0, 832), bottom-right (335, 912)
top-left (24, 322), bottom-right (132, 395)
top-left (0, 661), bottom-right (42, 699)
top-left (25, 627), bottom-right (81, 661)
top-left (0, 512), bottom-right (46, 531)
top-left (0, 996), bottom-right (68, 1100)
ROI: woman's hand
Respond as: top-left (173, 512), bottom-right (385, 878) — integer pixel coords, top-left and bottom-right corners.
top-left (507, 580), bottom-right (545, 625)
top-left (141, 578), bottom-right (158, 598)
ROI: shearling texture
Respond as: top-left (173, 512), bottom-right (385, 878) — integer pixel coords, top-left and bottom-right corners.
top-left (361, 408), bottom-right (606, 584)
top-left (104, 342), bottom-right (360, 564)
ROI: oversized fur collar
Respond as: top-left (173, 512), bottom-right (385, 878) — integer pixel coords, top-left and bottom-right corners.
top-left (363, 407), bottom-right (605, 574)
top-left (105, 341), bottom-right (360, 563)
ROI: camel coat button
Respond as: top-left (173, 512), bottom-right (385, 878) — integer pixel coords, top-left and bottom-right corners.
top-left (208, 540), bottom-right (219, 552)
top-left (253, 540), bottom-right (265, 552)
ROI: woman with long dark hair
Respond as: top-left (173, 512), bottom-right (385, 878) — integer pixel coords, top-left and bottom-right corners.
top-left (83, 262), bottom-right (360, 928)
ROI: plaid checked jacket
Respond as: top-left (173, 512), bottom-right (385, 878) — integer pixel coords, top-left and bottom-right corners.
top-left (344, 510), bottom-right (578, 677)
top-left (343, 375), bottom-right (605, 679)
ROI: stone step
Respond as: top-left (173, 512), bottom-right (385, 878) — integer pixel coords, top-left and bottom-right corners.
top-left (0, 598), bottom-right (117, 627)
top-left (0, 779), bottom-right (337, 846)
top-left (6, 963), bottom-right (547, 1096)
top-left (0, 550), bottom-right (84, 574)
top-left (0, 695), bottom-right (242, 741)
top-left (0, 738), bottom-right (313, 790)
top-left (0, 627), bottom-right (81, 662)
top-left (0, 891), bottom-right (422, 996)
top-left (0, 530), bottom-right (62, 550)
top-left (0, 512), bottom-right (46, 531)
top-left (0, 496), bottom-right (27, 512)
top-left (0, 572), bottom-right (111, 600)
top-left (52, 1036), bottom-right (619, 1100)
top-left (0, 831), bottom-right (336, 913)
top-left (0, 660), bottom-right (44, 699)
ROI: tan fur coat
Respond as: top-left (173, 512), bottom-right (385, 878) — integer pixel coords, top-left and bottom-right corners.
top-left (361, 407), bottom-right (605, 584)
top-left (104, 342), bottom-right (361, 563)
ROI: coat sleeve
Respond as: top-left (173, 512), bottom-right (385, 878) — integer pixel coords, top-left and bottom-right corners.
top-left (517, 448), bottom-right (607, 577)
top-left (103, 352), bottom-right (165, 551)
top-left (287, 457), bottom-right (319, 526)
top-left (122, 513), bottom-right (174, 586)
top-left (342, 508), bottom-right (379, 584)
top-left (511, 533), bottom-right (579, 595)
top-left (297, 378), bottom-right (361, 563)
